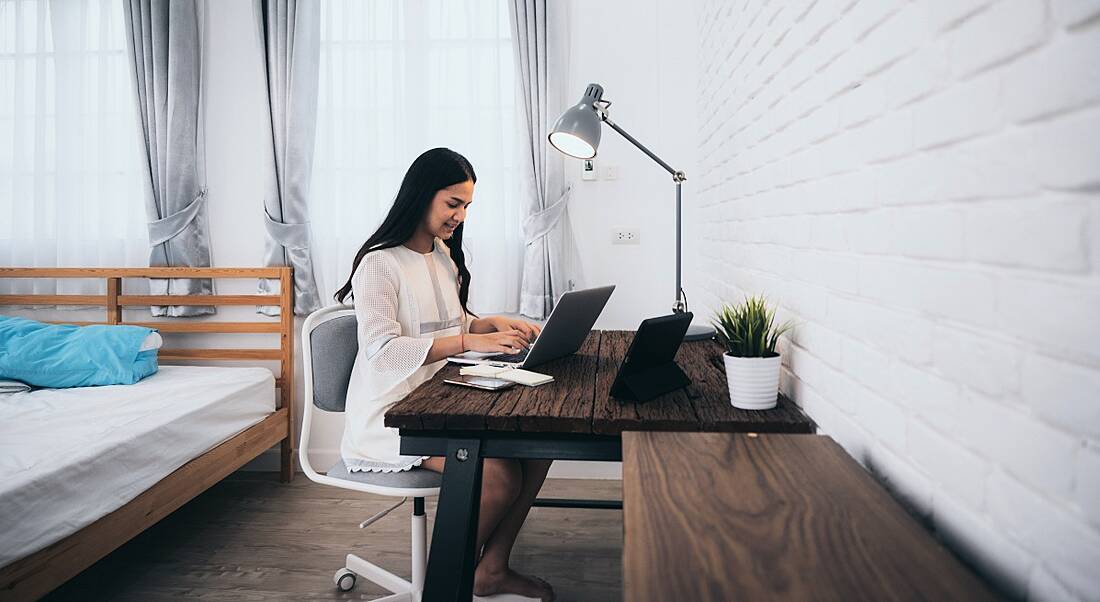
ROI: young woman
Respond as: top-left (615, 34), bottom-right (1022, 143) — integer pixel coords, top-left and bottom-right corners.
top-left (335, 148), bottom-right (555, 601)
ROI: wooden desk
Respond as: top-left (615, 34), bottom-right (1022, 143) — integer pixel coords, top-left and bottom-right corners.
top-left (386, 331), bottom-right (811, 435)
top-left (623, 432), bottom-right (1001, 601)
top-left (386, 331), bottom-right (815, 601)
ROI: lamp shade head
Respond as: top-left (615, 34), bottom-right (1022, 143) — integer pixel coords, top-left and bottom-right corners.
top-left (547, 83), bottom-right (605, 159)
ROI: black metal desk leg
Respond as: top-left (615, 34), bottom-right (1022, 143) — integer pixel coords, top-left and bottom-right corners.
top-left (424, 438), bottom-right (483, 601)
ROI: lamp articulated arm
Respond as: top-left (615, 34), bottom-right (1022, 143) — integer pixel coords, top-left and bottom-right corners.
top-left (598, 115), bottom-right (682, 183)
top-left (594, 110), bottom-right (689, 314)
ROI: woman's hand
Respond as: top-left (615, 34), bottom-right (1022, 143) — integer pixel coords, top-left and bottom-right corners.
top-left (485, 315), bottom-right (541, 343)
top-left (467, 330), bottom-right (532, 354)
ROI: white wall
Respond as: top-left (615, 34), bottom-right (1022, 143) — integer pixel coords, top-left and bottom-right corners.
top-left (562, 0), bottom-right (701, 331)
top-left (691, 0), bottom-right (1100, 599)
top-left (202, 0), bottom-right (269, 272)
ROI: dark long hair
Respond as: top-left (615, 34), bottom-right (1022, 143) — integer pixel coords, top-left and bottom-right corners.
top-left (334, 148), bottom-right (477, 316)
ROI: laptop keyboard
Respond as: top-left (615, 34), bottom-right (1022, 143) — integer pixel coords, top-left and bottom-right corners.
top-left (491, 348), bottom-right (530, 363)
top-left (486, 334), bottom-right (538, 363)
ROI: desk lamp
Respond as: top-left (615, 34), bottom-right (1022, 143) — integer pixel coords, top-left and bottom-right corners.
top-left (548, 83), bottom-right (714, 341)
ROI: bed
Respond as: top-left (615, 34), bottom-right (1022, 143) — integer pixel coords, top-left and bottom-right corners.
top-left (0, 268), bottom-right (296, 601)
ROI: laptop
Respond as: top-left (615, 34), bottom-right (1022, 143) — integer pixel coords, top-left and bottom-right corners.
top-left (448, 285), bottom-right (615, 369)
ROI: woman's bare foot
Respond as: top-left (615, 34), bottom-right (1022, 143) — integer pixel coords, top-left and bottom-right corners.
top-left (473, 565), bottom-right (555, 601)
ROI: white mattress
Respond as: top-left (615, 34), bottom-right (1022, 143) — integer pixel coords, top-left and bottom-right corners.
top-left (0, 366), bottom-right (275, 567)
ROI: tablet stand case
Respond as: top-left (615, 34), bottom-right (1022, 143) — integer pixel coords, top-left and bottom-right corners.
top-left (611, 361), bottom-right (691, 402)
top-left (611, 313), bottom-right (695, 402)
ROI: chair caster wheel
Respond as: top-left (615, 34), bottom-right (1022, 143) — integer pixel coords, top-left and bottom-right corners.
top-left (334, 568), bottom-right (357, 592)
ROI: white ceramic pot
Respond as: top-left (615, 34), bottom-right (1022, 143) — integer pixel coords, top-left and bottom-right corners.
top-left (723, 353), bottom-right (781, 410)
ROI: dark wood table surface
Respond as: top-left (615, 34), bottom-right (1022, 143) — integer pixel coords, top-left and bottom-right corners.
top-left (386, 330), bottom-right (814, 435)
top-left (385, 330), bottom-right (815, 602)
top-left (623, 432), bottom-right (1001, 601)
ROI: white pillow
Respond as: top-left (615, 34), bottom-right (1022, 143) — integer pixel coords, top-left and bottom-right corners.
top-left (139, 332), bottom-right (164, 352)
top-left (0, 379), bottom-right (32, 394)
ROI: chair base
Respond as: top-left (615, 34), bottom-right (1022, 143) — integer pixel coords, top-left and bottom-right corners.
top-left (337, 554), bottom-right (540, 601)
top-left (333, 512), bottom-right (539, 602)
top-left (473, 594), bottom-right (543, 601)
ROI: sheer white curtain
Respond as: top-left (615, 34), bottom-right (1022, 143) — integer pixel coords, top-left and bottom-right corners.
top-left (312, 0), bottom-right (523, 314)
top-left (0, 0), bottom-right (147, 296)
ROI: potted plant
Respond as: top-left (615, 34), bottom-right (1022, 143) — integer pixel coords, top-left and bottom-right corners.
top-left (712, 295), bottom-right (793, 410)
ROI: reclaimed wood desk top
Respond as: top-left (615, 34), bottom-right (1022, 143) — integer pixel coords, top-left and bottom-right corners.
top-left (623, 432), bottom-right (1000, 601)
top-left (385, 330), bottom-right (815, 435)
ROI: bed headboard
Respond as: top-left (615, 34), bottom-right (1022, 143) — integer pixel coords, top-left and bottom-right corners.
top-left (0, 267), bottom-right (296, 479)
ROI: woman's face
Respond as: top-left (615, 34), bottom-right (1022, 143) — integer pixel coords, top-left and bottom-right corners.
top-left (424, 180), bottom-right (474, 240)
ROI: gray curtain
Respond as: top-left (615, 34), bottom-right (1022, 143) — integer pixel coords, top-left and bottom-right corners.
top-left (509, 0), bottom-right (583, 319)
top-left (123, 0), bottom-right (214, 317)
top-left (254, 0), bottom-right (322, 316)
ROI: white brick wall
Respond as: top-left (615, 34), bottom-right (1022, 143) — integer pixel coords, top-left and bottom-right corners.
top-left (694, 1), bottom-right (1100, 599)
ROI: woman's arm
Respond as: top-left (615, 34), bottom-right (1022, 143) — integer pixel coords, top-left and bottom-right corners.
top-left (469, 315), bottom-right (542, 340)
top-left (424, 334), bottom-right (465, 364)
top-left (468, 317), bottom-right (498, 334)
top-left (423, 330), bottom-right (533, 364)
top-left (351, 253), bottom-right (437, 394)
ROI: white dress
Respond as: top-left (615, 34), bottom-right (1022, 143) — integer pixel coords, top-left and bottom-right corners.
top-left (341, 239), bottom-right (472, 472)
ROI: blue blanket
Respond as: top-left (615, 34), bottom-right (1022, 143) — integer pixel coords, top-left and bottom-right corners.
top-left (0, 316), bottom-right (158, 388)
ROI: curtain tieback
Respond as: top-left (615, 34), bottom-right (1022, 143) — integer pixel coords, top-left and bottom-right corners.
top-left (522, 185), bottom-right (571, 245)
top-left (147, 189), bottom-right (207, 247)
top-left (263, 208), bottom-right (311, 250)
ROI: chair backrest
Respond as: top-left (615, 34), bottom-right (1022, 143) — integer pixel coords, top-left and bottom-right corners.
top-left (306, 310), bottom-right (358, 412)
top-left (299, 306), bottom-right (440, 496)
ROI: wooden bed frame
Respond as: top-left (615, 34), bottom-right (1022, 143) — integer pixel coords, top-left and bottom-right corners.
top-left (0, 267), bottom-right (296, 601)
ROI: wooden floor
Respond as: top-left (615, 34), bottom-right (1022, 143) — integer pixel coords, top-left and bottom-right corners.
top-left (43, 473), bottom-right (623, 601)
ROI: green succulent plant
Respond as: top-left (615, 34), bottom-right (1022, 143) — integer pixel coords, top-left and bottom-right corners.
top-left (712, 294), bottom-right (794, 358)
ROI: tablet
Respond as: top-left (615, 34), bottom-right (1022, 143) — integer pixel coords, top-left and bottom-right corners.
top-left (444, 376), bottom-right (516, 391)
top-left (610, 313), bottom-right (693, 402)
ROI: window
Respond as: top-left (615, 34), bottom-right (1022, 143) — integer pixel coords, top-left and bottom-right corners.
top-left (311, 0), bottom-right (523, 313)
top-left (0, 0), bottom-right (147, 295)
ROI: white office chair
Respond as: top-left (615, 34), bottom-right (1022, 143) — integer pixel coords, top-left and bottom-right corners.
top-left (301, 306), bottom-right (537, 602)
top-left (301, 306), bottom-right (439, 600)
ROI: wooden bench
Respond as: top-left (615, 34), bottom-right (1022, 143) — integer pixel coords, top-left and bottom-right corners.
top-left (622, 431), bottom-right (1001, 601)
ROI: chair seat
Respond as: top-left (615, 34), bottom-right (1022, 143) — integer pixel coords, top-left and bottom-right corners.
top-left (326, 459), bottom-right (442, 490)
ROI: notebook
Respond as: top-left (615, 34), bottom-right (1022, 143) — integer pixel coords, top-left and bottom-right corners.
top-left (458, 364), bottom-right (554, 387)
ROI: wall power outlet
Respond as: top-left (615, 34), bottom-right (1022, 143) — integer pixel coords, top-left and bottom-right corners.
top-left (611, 228), bottom-right (640, 244)
top-left (581, 159), bottom-right (597, 181)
